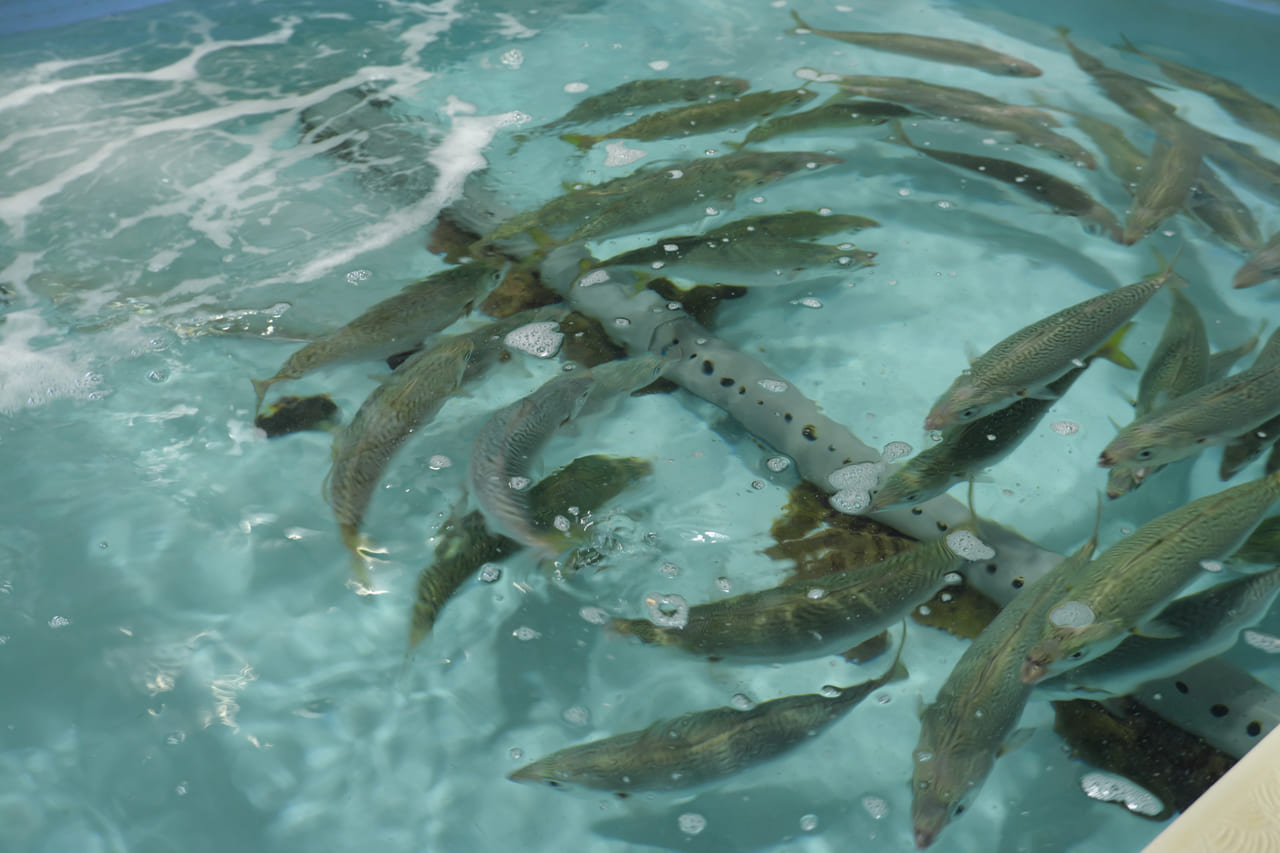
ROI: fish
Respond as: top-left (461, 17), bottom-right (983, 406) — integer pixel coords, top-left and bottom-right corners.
top-left (250, 262), bottom-right (500, 408)
top-left (537, 76), bottom-right (752, 132)
top-left (1020, 469), bottom-right (1280, 685)
top-left (329, 310), bottom-right (561, 587)
top-left (700, 210), bottom-right (879, 241)
top-left (1220, 414), bottom-right (1280, 480)
top-left (1040, 564), bottom-right (1280, 698)
top-left (1049, 105), bottom-right (1146, 188)
top-left (887, 122), bottom-right (1122, 239)
top-left (1122, 122), bottom-right (1203, 245)
top-left (594, 233), bottom-right (874, 285)
top-left (469, 354), bottom-right (667, 554)
top-left (789, 11), bottom-right (1042, 77)
top-left (1233, 514), bottom-right (1280, 566)
top-left (912, 518), bottom-right (1099, 849)
top-left (1234, 231), bottom-right (1280, 289)
top-left (328, 334), bottom-right (476, 589)
top-left (874, 326), bottom-right (1132, 511)
top-left (829, 74), bottom-right (1096, 167)
top-left (1185, 162), bottom-right (1264, 253)
top-left (253, 394), bottom-right (341, 438)
top-left (1207, 327), bottom-right (1263, 381)
top-left (509, 644), bottom-right (908, 793)
top-left (1098, 328), bottom-right (1280, 477)
top-left (609, 531), bottom-right (981, 661)
top-left (1116, 34), bottom-right (1280, 143)
top-left (1106, 284), bottom-right (1209, 498)
top-left (924, 261), bottom-right (1175, 430)
top-left (408, 455), bottom-right (652, 649)
top-left (1199, 131), bottom-right (1280, 207)
top-left (560, 89), bottom-right (818, 150)
top-left (1056, 28), bottom-right (1177, 127)
top-left (739, 98), bottom-right (917, 146)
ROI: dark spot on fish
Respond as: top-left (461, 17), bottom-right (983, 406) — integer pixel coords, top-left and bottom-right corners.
top-left (720, 377), bottom-right (734, 387)
top-left (1248, 721), bottom-right (1262, 736)
top-left (986, 563), bottom-right (998, 574)
top-left (386, 347), bottom-right (423, 370)
top-left (1175, 681), bottom-right (1190, 694)
top-left (702, 359), bottom-right (715, 375)
top-left (738, 386), bottom-right (746, 395)
top-left (911, 507), bottom-right (924, 516)
top-left (801, 424), bottom-right (817, 441)
top-left (784, 413), bottom-right (793, 423)
top-left (757, 400), bottom-right (765, 405)
top-left (936, 521), bottom-right (948, 532)
top-left (1011, 577), bottom-right (1025, 589)
top-left (689, 352), bottom-right (698, 360)
top-left (615, 792), bottom-right (629, 799)
top-left (827, 444), bottom-right (836, 452)
top-left (1210, 704), bottom-right (1229, 718)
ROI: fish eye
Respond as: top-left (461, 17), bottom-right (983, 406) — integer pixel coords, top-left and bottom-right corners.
top-left (1070, 650), bottom-right (1086, 660)
top-left (959, 408), bottom-right (978, 421)
top-left (954, 805), bottom-right (966, 816)
top-left (905, 494), bottom-right (919, 503)
top-left (1136, 449), bottom-right (1153, 460)
top-left (546, 780), bottom-right (562, 788)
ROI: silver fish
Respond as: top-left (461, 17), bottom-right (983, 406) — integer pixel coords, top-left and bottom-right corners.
top-left (925, 263), bottom-right (1174, 430)
top-left (251, 262), bottom-right (499, 408)
top-left (509, 646), bottom-right (907, 793)
top-left (595, 233), bottom-right (873, 285)
top-left (537, 76), bottom-right (752, 132)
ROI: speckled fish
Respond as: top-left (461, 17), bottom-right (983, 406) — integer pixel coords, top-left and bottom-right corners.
top-left (328, 334), bottom-right (477, 589)
top-left (1041, 564), bottom-right (1280, 698)
top-left (537, 76), bottom-right (751, 132)
top-left (561, 150), bottom-right (843, 245)
top-left (1116, 34), bottom-right (1280, 142)
top-left (1200, 131), bottom-right (1280, 207)
top-left (739, 97), bottom-right (916, 145)
top-left (595, 232), bottom-right (873, 285)
top-left (1106, 285), bottom-right (1209, 498)
top-left (701, 210), bottom-right (879, 241)
top-left (469, 354), bottom-right (667, 554)
top-left (251, 262), bottom-right (499, 408)
top-left (924, 263), bottom-right (1175, 431)
top-left (1122, 122), bottom-right (1203, 245)
top-left (874, 327), bottom-right (1133, 511)
top-left (1234, 231), bottom-right (1280, 289)
top-left (509, 646), bottom-right (907, 793)
top-left (408, 455), bottom-right (652, 649)
top-left (912, 521), bottom-right (1098, 849)
top-left (1220, 414), bottom-right (1280, 480)
top-left (1186, 162), bottom-right (1263, 253)
top-left (1057, 28), bottom-right (1176, 127)
top-left (1233, 514), bottom-right (1280, 565)
top-left (1208, 327), bottom-right (1262, 381)
top-left (1049, 105), bottom-right (1146, 188)
top-left (560, 89), bottom-right (818, 150)
top-left (1020, 470), bottom-right (1280, 685)
top-left (610, 530), bottom-right (984, 661)
top-left (790, 11), bottom-right (1041, 77)
top-left (1098, 328), bottom-right (1280, 477)
top-left (888, 122), bottom-right (1121, 239)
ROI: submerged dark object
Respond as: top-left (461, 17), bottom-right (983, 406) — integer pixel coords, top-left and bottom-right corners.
top-left (254, 394), bottom-right (340, 437)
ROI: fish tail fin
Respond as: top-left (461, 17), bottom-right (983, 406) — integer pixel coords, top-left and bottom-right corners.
top-left (882, 621), bottom-right (910, 684)
top-left (559, 133), bottom-right (598, 151)
top-left (1091, 321), bottom-right (1137, 369)
top-left (1055, 25), bottom-right (1072, 39)
top-left (887, 119), bottom-right (915, 149)
top-left (788, 9), bottom-right (812, 33)
top-left (251, 377), bottom-right (272, 411)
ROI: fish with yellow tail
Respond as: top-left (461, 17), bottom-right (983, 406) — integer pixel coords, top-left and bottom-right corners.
top-left (912, 508), bottom-right (1101, 849)
top-left (1098, 327), bottom-right (1280, 479)
top-left (789, 10), bottom-right (1041, 77)
top-left (924, 256), bottom-right (1177, 431)
top-left (250, 262), bottom-right (499, 410)
top-left (1020, 469), bottom-right (1280, 686)
top-left (509, 640), bottom-right (907, 794)
top-left (609, 528), bottom-right (989, 661)
top-left (873, 325), bottom-right (1132, 511)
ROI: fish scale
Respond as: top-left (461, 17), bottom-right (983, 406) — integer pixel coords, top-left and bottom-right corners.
top-left (610, 533), bottom-right (969, 661)
top-left (925, 268), bottom-right (1171, 430)
top-left (1021, 469), bottom-right (1280, 685)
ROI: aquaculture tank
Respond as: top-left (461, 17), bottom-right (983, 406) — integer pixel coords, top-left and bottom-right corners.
top-left (3, 0), bottom-right (1280, 850)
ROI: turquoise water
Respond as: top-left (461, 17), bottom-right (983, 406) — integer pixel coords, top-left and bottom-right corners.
top-left (2, 1), bottom-right (1280, 851)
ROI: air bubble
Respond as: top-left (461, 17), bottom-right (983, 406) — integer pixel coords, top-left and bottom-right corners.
top-left (766, 456), bottom-right (791, 472)
top-left (553, 515), bottom-right (571, 533)
top-left (501, 49), bottom-right (524, 68)
top-left (945, 530), bottom-right (995, 561)
top-left (346, 269), bottom-right (372, 283)
top-left (428, 455), bottom-right (452, 470)
top-left (820, 685), bottom-right (841, 698)
top-left (715, 577), bottom-right (732, 593)
top-left (1080, 772), bottom-right (1162, 816)
top-left (645, 593), bottom-right (689, 628)
top-left (508, 476), bottom-right (532, 491)
top-left (807, 588), bottom-right (826, 600)
top-left (882, 441), bottom-right (912, 463)
top-left (504, 321), bottom-right (563, 359)
top-left (800, 814), bottom-right (819, 832)
top-left (147, 369), bottom-right (168, 383)
top-left (580, 607), bottom-right (609, 625)
top-left (479, 564), bottom-right (502, 583)
top-left (563, 706), bottom-right (590, 725)
top-left (48, 616), bottom-right (70, 629)
top-left (796, 297), bottom-right (823, 309)
top-left (509, 748), bottom-right (524, 760)
top-left (613, 317), bottom-right (631, 327)
top-left (829, 462), bottom-right (879, 492)
top-left (862, 796), bottom-right (889, 819)
top-left (678, 813), bottom-right (706, 836)
top-left (1199, 560), bottom-right (1222, 573)
top-left (1244, 630), bottom-right (1280, 653)
top-left (578, 270), bottom-right (611, 287)
top-left (1051, 421), bottom-right (1079, 436)
top-left (513, 626), bottom-right (541, 641)
top-left (751, 480), bottom-right (765, 490)
top-left (943, 572), bottom-right (963, 586)
top-left (659, 561), bottom-right (679, 578)
top-left (1049, 601), bottom-right (1095, 629)
top-left (830, 488), bottom-right (869, 514)
top-left (731, 693), bottom-right (755, 710)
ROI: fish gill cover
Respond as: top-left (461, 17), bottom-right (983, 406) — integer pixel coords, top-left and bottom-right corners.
top-left (2, 0), bottom-right (1280, 852)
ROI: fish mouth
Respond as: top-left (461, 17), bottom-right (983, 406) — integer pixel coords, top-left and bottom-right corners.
top-left (1020, 654), bottom-right (1050, 685)
top-left (914, 829), bottom-right (937, 849)
top-left (1097, 451), bottom-right (1114, 468)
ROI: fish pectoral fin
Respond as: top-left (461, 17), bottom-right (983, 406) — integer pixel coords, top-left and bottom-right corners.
top-left (996, 727), bottom-right (1036, 757)
top-left (1091, 322), bottom-right (1138, 370)
top-left (1132, 618), bottom-right (1182, 639)
top-left (1016, 386), bottom-right (1059, 401)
